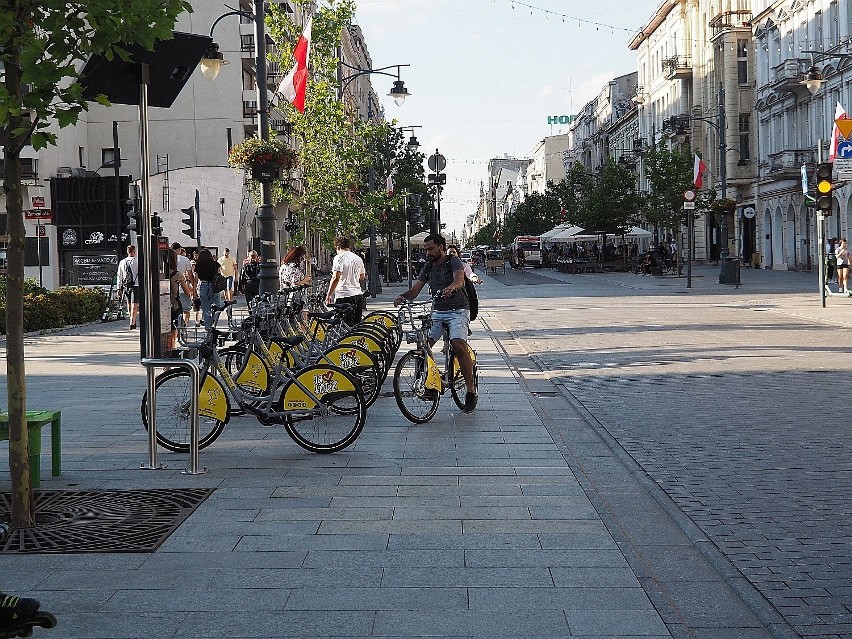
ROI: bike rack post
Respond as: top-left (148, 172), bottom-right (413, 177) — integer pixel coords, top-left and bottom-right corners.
top-left (141, 357), bottom-right (208, 475)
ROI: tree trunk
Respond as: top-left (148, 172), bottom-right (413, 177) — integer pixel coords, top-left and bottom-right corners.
top-left (4, 43), bottom-right (35, 528)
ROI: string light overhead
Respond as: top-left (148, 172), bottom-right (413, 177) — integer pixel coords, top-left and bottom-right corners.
top-left (495, 0), bottom-right (635, 34)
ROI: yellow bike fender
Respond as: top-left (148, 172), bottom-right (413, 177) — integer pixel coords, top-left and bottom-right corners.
top-left (268, 341), bottom-right (297, 369)
top-left (324, 345), bottom-right (376, 372)
top-left (235, 351), bottom-right (271, 394)
top-left (364, 313), bottom-right (396, 328)
top-left (339, 333), bottom-right (383, 358)
top-left (281, 365), bottom-right (358, 411)
top-left (199, 374), bottom-right (230, 423)
top-left (425, 354), bottom-right (442, 391)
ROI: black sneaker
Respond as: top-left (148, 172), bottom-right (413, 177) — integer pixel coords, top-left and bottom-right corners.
top-left (463, 392), bottom-right (478, 413)
top-left (0, 592), bottom-right (40, 630)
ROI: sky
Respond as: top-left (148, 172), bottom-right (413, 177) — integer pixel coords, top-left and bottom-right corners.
top-left (354, 0), bottom-right (658, 237)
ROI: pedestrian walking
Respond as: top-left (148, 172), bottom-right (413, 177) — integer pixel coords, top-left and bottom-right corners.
top-left (218, 248), bottom-right (238, 302)
top-left (239, 251), bottom-right (261, 305)
top-left (325, 236), bottom-right (366, 326)
top-left (116, 245), bottom-right (139, 329)
top-left (836, 239), bottom-right (849, 293)
top-left (194, 249), bottom-right (221, 327)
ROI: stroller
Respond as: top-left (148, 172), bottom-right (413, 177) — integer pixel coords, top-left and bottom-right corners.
top-left (101, 278), bottom-right (128, 323)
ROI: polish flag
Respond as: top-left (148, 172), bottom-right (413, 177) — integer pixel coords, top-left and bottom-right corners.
top-left (277, 16), bottom-right (313, 113)
top-left (693, 154), bottom-right (707, 189)
top-left (829, 102), bottom-right (848, 162)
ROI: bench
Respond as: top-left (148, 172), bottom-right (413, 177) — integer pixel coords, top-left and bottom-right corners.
top-left (0, 410), bottom-right (62, 488)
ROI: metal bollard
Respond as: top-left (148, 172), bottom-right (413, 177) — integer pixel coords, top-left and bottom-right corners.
top-left (141, 357), bottom-right (208, 475)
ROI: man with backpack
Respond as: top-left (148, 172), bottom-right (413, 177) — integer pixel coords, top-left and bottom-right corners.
top-left (393, 234), bottom-right (479, 413)
top-left (117, 245), bottom-right (138, 329)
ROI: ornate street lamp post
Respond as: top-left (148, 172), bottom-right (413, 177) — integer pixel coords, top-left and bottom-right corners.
top-left (338, 63), bottom-right (411, 296)
top-left (201, 1), bottom-right (279, 294)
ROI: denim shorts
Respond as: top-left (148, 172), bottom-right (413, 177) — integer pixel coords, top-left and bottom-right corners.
top-left (429, 309), bottom-right (470, 342)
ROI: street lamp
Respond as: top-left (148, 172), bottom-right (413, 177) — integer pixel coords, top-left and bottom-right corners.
top-left (338, 62), bottom-right (411, 297)
top-left (666, 84), bottom-right (732, 281)
top-left (799, 51), bottom-right (852, 94)
top-left (400, 125), bottom-right (422, 153)
top-left (201, 2), bottom-right (279, 294)
top-left (339, 62), bottom-right (411, 105)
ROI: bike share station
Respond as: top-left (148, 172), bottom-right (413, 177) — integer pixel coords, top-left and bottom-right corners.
top-left (80, 32), bottom-right (211, 475)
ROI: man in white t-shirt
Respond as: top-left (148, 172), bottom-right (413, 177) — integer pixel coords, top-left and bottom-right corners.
top-left (325, 236), bottom-right (366, 325)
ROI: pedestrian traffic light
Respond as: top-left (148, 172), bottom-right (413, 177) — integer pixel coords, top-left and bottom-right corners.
top-left (815, 162), bottom-right (834, 214)
top-left (181, 206), bottom-right (196, 238)
top-left (151, 213), bottom-right (163, 236)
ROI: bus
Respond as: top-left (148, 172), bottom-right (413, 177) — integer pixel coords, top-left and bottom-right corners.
top-left (511, 236), bottom-right (543, 268)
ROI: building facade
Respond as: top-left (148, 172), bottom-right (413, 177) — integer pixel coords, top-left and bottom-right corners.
top-left (752, 0), bottom-right (852, 271)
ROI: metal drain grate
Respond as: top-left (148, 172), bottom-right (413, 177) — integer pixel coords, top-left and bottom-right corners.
top-left (0, 488), bottom-right (214, 554)
top-left (531, 391), bottom-right (560, 398)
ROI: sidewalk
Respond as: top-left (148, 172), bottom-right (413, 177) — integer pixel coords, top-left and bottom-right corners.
top-left (0, 286), bottom-right (768, 638)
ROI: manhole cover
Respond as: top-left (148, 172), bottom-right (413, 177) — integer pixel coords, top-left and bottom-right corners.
top-left (0, 488), bottom-right (214, 553)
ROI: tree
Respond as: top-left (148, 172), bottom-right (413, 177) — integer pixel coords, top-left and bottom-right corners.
top-left (643, 141), bottom-right (697, 232)
top-left (584, 159), bottom-right (644, 235)
top-left (269, 0), bottom-right (389, 244)
top-left (552, 162), bottom-right (594, 227)
top-left (469, 221), bottom-right (498, 248)
top-left (1, 0), bottom-right (191, 528)
top-left (501, 191), bottom-right (560, 241)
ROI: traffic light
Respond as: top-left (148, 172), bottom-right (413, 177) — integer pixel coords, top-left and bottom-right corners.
top-left (151, 213), bottom-right (163, 236)
top-left (124, 199), bottom-right (140, 234)
top-left (181, 206), bottom-right (196, 238)
top-left (815, 162), bottom-right (834, 214)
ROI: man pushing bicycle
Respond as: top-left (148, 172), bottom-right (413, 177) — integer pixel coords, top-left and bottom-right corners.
top-left (394, 234), bottom-right (478, 413)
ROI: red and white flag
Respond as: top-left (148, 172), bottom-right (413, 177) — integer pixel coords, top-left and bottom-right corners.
top-left (693, 154), bottom-right (707, 189)
top-left (277, 16), bottom-right (312, 113)
top-left (829, 102), bottom-right (848, 162)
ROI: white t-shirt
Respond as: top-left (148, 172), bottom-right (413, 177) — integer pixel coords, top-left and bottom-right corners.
top-left (176, 253), bottom-right (192, 275)
top-left (117, 256), bottom-right (138, 287)
top-left (331, 250), bottom-right (365, 300)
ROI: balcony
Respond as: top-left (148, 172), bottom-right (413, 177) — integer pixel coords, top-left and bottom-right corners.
top-left (766, 149), bottom-right (815, 179)
top-left (710, 10), bottom-right (752, 39)
top-left (771, 59), bottom-right (809, 94)
top-left (662, 55), bottom-right (692, 80)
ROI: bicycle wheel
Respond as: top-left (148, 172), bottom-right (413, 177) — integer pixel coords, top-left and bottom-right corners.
top-left (393, 351), bottom-right (440, 424)
top-left (141, 369), bottom-right (226, 452)
top-left (450, 352), bottom-right (479, 411)
top-left (281, 366), bottom-right (366, 453)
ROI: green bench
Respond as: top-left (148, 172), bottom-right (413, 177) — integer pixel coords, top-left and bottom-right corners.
top-left (0, 410), bottom-right (62, 488)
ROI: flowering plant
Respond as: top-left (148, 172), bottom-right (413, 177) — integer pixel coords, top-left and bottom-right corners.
top-left (227, 137), bottom-right (297, 170)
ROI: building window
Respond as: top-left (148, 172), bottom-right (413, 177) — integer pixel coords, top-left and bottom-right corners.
top-left (739, 114), bottom-right (750, 161)
top-left (78, 146), bottom-right (85, 168)
top-left (737, 39), bottom-right (748, 85)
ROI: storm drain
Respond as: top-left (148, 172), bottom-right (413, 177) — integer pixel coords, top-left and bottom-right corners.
top-left (531, 391), bottom-right (560, 398)
top-left (0, 488), bottom-right (214, 553)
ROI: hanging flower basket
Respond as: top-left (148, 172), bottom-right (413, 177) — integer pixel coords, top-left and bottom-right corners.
top-left (228, 137), bottom-right (297, 182)
top-left (710, 198), bottom-right (737, 215)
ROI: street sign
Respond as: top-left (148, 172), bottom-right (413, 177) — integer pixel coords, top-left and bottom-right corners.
top-left (32, 196), bottom-right (45, 208)
top-left (24, 209), bottom-right (52, 220)
top-left (36, 225), bottom-right (46, 237)
top-left (683, 201), bottom-right (695, 210)
top-left (742, 206), bottom-right (756, 219)
top-left (683, 190), bottom-right (696, 201)
top-left (428, 153), bottom-right (446, 172)
top-left (801, 164), bottom-right (809, 195)
top-left (836, 140), bottom-right (852, 159)
top-left (835, 118), bottom-right (852, 139)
